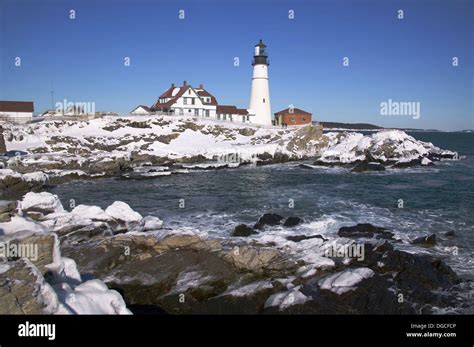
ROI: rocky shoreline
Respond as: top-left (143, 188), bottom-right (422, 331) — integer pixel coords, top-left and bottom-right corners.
top-left (0, 116), bottom-right (467, 314)
top-left (1, 193), bottom-right (471, 314)
top-left (0, 116), bottom-right (458, 199)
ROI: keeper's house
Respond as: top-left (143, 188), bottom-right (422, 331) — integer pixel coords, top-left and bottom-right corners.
top-left (0, 101), bottom-right (34, 123)
top-left (274, 107), bottom-right (312, 126)
top-left (132, 81), bottom-right (252, 124)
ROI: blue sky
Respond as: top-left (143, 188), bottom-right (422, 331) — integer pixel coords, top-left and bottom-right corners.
top-left (0, 0), bottom-right (473, 130)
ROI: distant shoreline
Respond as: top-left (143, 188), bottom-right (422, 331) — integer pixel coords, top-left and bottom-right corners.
top-left (317, 121), bottom-right (473, 133)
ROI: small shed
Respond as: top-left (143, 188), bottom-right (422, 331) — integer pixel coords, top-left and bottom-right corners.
top-left (131, 105), bottom-right (151, 115)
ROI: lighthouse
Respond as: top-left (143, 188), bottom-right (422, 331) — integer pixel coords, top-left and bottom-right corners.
top-left (249, 40), bottom-right (272, 125)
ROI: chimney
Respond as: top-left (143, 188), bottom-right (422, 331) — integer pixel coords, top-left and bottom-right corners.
top-left (171, 83), bottom-right (175, 88)
top-left (183, 80), bottom-right (187, 86)
top-left (199, 83), bottom-right (203, 89)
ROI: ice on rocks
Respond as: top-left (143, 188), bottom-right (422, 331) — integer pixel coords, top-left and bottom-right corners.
top-left (318, 267), bottom-right (375, 294)
top-left (20, 192), bottom-right (64, 214)
top-left (264, 286), bottom-right (311, 310)
top-left (105, 201), bottom-right (142, 223)
top-left (71, 204), bottom-right (112, 222)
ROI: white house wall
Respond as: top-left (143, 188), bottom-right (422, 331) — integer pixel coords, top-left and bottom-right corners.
top-left (0, 111), bottom-right (33, 123)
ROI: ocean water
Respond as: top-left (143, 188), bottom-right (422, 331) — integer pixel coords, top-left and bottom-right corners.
top-left (47, 132), bottom-right (474, 278)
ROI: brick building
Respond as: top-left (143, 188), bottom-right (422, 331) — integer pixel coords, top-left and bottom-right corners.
top-left (274, 107), bottom-right (312, 126)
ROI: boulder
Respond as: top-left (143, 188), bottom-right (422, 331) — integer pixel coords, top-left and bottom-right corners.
top-left (254, 213), bottom-right (283, 229)
top-left (5, 233), bottom-right (57, 274)
top-left (286, 234), bottom-right (327, 242)
top-left (351, 161), bottom-right (386, 173)
top-left (105, 201), bottom-right (142, 231)
top-left (283, 216), bottom-right (304, 227)
top-left (223, 245), bottom-right (296, 273)
top-left (0, 200), bottom-right (17, 222)
top-left (411, 234), bottom-right (437, 247)
top-left (231, 224), bottom-right (257, 237)
top-left (20, 192), bottom-right (64, 215)
top-left (140, 216), bottom-right (163, 231)
top-left (337, 223), bottom-right (394, 240)
top-left (0, 200), bottom-right (17, 215)
top-left (0, 259), bottom-right (58, 314)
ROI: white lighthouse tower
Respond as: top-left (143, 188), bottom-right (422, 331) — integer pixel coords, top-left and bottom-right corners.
top-left (249, 40), bottom-right (272, 125)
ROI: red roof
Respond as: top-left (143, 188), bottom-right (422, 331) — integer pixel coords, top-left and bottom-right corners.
top-left (217, 105), bottom-right (248, 115)
top-left (152, 84), bottom-right (218, 110)
top-left (159, 86), bottom-right (176, 98)
top-left (274, 107), bottom-right (311, 116)
top-left (0, 101), bottom-right (34, 113)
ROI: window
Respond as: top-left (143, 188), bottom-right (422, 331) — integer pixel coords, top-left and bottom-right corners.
top-left (217, 114), bottom-right (220, 120)
top-left (183, 98), bottom-right (188, 105)
top-left (189, 90), bottom-right (192, 95)
top-left (191, 98), bottom-right (195, 105)
top-left (291, 117), bottom-right (295, 123)
top-left (247, 116), bottom-right (250, 121)
top-left (194, 109), bottom-right (199, 116)
top-left (179, 108), bottom-right (184, 115)
top-left (205, 110), bottom-right (210, 117)
top-left (263, 98), bottom-right (265, 103)
top-left (229, 115), bottom-right (233, 122)
top-left (302, 117), bottom-right (306, 122)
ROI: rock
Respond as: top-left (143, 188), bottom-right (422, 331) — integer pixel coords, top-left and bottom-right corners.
top-left (383, 250), bottom-right (459, 290)
top-left (286, 124), bottom-right (324, 154)
top-left (5, 233), bottom-right (57, 274)
top-left (445, 231), bottom-right (455, 237)
top-left (0, 213), bottom-right (10, 222)
top-left (282, 271), bottom-right (416, 314)
top-left (0, 200), bottom-right (17, 222)
top-left (351, 161), bottom-right (386, 173)
top-left (140, 216), bottom-right (163, 231)
top-left (0, 171), bottom-right (47, 200)
top-left (0, 127), bottom-right (6, 154)
top-left (318, 267), bottom-right (375, 295)
top-left (20, 192), bottom-right (64, 215)
top-left (412, 234), bottom-right (437, 247)
top-left (231, 224), bottom-right (257, 237)
top-left (0, 200), bottom-right (17, 215)
top-left (283, 216), bottom-right (303, 227)
top-left (105, 201), bottom-right (143, 229)
top-left (286, 234), bottom-right (327, 242)
top-left (421, 157), bottom-right (434, 166)
top-left (254, 213), bottom-right (283, 229)
top-left (392, 159), bottom-right (421, 168)
top-left (337, 223), bottom-right (394, 240)
top-left (223, 245), bottom-right (296, 274)
top-left (0, 258), bottom-right (58, 314)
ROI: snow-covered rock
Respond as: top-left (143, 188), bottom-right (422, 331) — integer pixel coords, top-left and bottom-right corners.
top-left (318, 267), bottom-right (375, 294)
top-left (54, 279), bottom-right (131, 314)
top-left (140, 215), bottom-right (163, 231)
top-left (20, 192), bottom-right (64, 215)
top-left (264, 286), bottom-right (311, 310)
top-left (105, 201), bottom-right (142, 224)
top-left (318, 130), bottom-right (456, 166)
top-left (71, 204), bottom-right (112, 222)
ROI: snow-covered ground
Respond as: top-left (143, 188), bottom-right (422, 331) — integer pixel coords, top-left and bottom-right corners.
top-left (1, 116), bottom-right (456, 183)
